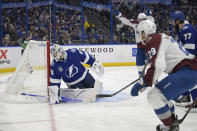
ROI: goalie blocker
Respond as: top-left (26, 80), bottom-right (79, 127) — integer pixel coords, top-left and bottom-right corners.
top-left (49, 44), bottom-right (104, 104)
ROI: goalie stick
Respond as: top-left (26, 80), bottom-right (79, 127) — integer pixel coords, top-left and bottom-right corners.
top-left (21, 93), bottom-right (82, 103)
top-left (97, 60), bottom-right (149, 98)
top-left (178, 97), bottom-right (197, 124)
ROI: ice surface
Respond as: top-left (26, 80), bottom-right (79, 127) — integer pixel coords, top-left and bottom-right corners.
top-left (0, 66), bottom-right (196, 131)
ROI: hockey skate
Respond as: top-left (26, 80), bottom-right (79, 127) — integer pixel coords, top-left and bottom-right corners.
top-left (156, 115), bottom-right (179, 131)
top-left (175, 94), bottom-right (192, 107)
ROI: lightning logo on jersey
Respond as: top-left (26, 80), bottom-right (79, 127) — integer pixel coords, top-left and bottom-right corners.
top-left (65, 65), bottom-right (78, 78)
top-left (50, 48), bottom-right (95, 87)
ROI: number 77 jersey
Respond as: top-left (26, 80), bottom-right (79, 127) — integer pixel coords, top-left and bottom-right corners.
top-left (137, 33), bottom-right (197, 87)
top-left (178, 23), bottom-right (197, 56)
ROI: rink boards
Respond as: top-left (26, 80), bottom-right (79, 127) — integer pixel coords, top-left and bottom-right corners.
top-left (0, 44), bottom-right (137, 73)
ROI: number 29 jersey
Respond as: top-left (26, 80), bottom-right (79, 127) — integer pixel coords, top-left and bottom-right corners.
top-left (138, 33), bottom-right (197, 87)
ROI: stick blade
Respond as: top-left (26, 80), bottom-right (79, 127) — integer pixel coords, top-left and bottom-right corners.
top-left (96, 94), bottom-right (113, 98)
top-left (178, 119), bottom-right (183, 124)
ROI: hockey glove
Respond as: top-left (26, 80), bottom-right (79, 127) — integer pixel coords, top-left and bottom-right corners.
top-left (91, 61), bottom-right (104, 77)
top-left (112, 10), bottom-right (122, 18)
top-left (131, 78), bottom-right (146, 96)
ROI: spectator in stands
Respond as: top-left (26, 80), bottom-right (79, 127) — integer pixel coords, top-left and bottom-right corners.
top-left (64, 33), bottom-right (72, 45)
top-left (17, 31), bottom-right (26, 46)
top-left (97, 34), bottom-right (105, 44)
top-left (71, 30), bottom-right (80, 41)
top-left (89, 37), bottom-right (96, 44)
top-left (88, 28), bottom-right (98, 43)
top-left (1, 0), bottom-right (197, 46)
top-left (9, 26), bottom-right (19, 45)
top-left (3, 34), bottom-right (11, 46)
top-left (113, 35), bottom-right (120, 44)
top-left (84, 17), bottom-right (91, 33)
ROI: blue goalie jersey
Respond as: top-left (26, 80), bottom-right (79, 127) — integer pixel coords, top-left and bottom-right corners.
top-left (178, 23), bottom-right (197, 56)
top-left (50, 48), bottom-right (95, 88)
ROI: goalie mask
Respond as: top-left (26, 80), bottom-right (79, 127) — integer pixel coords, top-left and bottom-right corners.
top-left (50, 44), bottom-right (64, 62)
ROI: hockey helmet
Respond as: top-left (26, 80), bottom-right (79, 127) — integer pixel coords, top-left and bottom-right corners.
top-left (137, 13), bottom-right (147, 20)
top-left (50, 44), bottom-right (64, 61)
top-left (170, 11), bottom-right (185, 22)
top-left (137, 19), bottom-right (156, 37)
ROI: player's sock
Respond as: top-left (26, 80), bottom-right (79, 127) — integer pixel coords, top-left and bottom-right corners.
top-left (154, 104), bottom-right (173, 126)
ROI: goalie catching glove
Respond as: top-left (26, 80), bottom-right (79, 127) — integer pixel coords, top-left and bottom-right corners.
top-left (91, 61), bottom-right (104, 77)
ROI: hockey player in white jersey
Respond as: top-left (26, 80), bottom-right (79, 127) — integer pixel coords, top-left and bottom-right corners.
top-left (113, 10), bottom-right (153, 43)
top-left (113, 10), bottom-right (155, 76)
top-left (49, 44), bottom-right (104, 104)
top-left (130, 20), bottom-right (197, 131)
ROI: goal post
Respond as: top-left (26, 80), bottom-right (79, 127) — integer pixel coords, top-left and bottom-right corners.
top-left (2, 40), bottom-right (51, 103)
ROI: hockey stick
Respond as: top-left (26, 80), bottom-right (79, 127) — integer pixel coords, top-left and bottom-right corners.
top-left (21, 93), bottom-right (83, 103)
top-left (97, 77), bottom-right (141, 98)
top-left (111, 0), bottom-right (124, 12)
top-left (97, 60), bottom-right (149, 98)
top-left (116, 0), bottom-right (124, 10)
top-left (178, 97), bottom-right (197, 124)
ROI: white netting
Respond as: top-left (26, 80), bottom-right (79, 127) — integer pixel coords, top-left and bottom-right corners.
top-left (2, 40), bottom-right (50, 103)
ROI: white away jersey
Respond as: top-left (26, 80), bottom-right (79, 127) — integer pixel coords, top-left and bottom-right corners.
top-left (117, 16), bottom-right (140, 43)
top-left (138, 33), bottom-right (197, 86)
top-left (117, 15), bottom-right (155, 43)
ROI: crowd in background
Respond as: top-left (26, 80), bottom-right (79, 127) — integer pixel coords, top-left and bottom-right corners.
top-left (2, 6), bottom-right (103, 46)
top-left (1, 0), bottom-right (197, 46)
top-left (109, 0), bottom-right (197, 43)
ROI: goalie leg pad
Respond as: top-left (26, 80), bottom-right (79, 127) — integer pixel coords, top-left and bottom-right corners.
top-left (60, 88), bottom-right (96, 102)
top-left (60, 77), bottom-right (103, 102)
top-left (49, 86), bottom-right (59, 104)
top-left (94, 79), bottom-right (103, 94)
top-left (60, 85), bottom-right (102, 103)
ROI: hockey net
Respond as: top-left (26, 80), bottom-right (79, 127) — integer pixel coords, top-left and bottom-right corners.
top-left (2, 40), bottom-right (50, 103)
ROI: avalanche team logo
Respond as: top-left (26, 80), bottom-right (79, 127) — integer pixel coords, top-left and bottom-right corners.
top-left (65, 64), bottom-right (78, 78)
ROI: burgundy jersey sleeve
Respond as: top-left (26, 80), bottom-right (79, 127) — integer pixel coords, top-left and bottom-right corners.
top-left (143, 34), bottom-right (163, 86)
